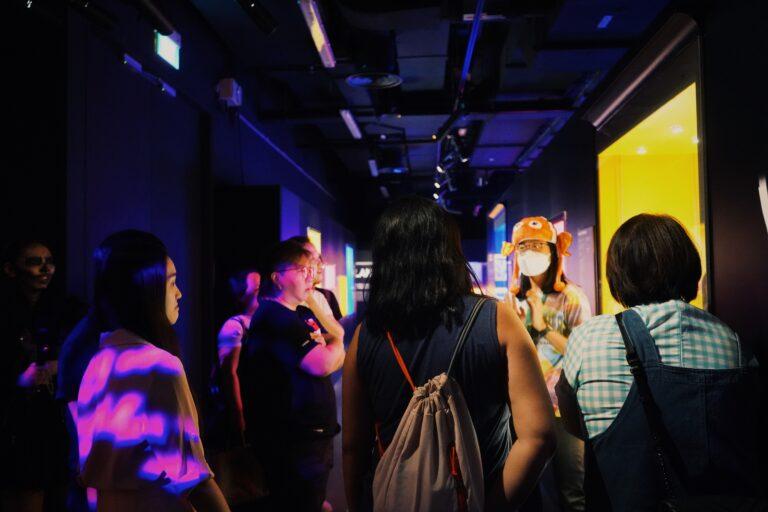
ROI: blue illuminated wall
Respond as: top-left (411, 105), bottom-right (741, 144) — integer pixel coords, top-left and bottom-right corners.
top-left (63, 0), bottom-right (353, 391)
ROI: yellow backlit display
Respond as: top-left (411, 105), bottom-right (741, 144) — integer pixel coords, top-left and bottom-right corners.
top-left (307, 227), bottom-right (322, 254)
top-left (598, 83), bottom-right (706, 313)
top-left (337, 275), bottom-right (349, 316)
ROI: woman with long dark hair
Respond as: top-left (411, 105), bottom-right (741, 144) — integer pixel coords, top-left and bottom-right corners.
top-left (75, 230), bottom-right (229, 511)
top-left (342, 197), bottom-right (556, 511)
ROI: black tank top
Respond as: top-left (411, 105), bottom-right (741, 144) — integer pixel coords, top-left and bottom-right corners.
top-left (356, 295), bottom-right (511, 485)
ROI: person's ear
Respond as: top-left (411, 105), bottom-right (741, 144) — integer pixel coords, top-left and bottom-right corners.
top-left (3, 262), bottom-right (16, 279)
top-left (271, 272), bottom-right (282, 291)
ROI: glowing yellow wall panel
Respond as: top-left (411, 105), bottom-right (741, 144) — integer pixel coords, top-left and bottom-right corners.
top-left (307, 227), bottom-right (322, 254)
top-left (337, 275), bottom-right (349, 316)
top-left (598, 83), bottom-right (706, 313)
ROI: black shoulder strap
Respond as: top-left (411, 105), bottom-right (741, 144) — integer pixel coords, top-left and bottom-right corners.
top-left (447, 297), bottom-right (489, 377)
top-left (615, 312), bottom-right (680, 500)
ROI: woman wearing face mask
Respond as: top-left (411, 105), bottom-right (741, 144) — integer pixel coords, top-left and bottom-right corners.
top-left (507, 217), bottom-right (592, 512)
top-left (0, 240), bottom-right (84, 512)
top-left (241, 240), bottom-right (344, 512)
top-left (75, 230), bottom-right (229, 511)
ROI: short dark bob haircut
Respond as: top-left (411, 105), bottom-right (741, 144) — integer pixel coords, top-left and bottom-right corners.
top-left (260, 240), bottom-right (311, 298)
top-left (607, 213), bottom-right (701, 307)
top-left (366, 196), bottom-right (480, 341)
top-left (93, 230), bottom-right (180, 356)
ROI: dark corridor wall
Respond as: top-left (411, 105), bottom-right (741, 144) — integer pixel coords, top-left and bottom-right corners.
top-left (697, 0), bottom-right (768, 360)
top-left (500, 119), bottom-right (599, 312)
top-left (2, 4), bottom-right (67, 281)
top-left (62, 0), bottom-right (349, 390)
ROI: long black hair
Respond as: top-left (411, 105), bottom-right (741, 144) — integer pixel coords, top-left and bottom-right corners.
top-left (93, 230), bottom-right (180, 356)
top-left (366, 196), bottom-right (479, 341)
top-left (515, 243), bottom-right (568, 299)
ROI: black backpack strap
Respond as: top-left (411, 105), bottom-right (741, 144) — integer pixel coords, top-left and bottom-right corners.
top-left (616, 311), bottom-right (683, 500)
top-left (447, 297), bottom-right (489, 377)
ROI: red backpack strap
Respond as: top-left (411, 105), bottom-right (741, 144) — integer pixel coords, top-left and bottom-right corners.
top-left (374, 332), bottom-right (416, 458)
top-left (385, 332), bottom-right (416, 392)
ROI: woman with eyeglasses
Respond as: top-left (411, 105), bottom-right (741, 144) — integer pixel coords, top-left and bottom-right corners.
top-left (241, 239), bottom-right (345, 512)
top-left (0, 240), bottom-right (85, 511)
top-left (506, 217), bottom-right (592, 512)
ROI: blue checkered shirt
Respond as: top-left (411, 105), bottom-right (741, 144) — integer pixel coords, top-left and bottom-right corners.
top-left (562, 300), bottom-right (755, 438)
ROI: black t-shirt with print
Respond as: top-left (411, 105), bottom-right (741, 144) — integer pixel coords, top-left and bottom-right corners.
top-left (242, 299), bottom-right (338, 442)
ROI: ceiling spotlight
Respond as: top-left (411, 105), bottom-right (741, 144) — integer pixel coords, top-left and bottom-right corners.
top-left (691, 135), bottom-right (700, 144)
top-left (368, 159), bottom-right (379, 177)
top-left (597, 14), bottom-right (613, 30)
top-left (636, 146), bottom-right (648, 155)
top-left (434, 182), bottom-right (441, 189)
top-left (460, 154), bottom-right (469, 163)
top-left (458, 127), bottom-right (468, 137)
top-left (670, 124), bottom-right (684, 134)
top-left (433, 193), bottom-right (439, 200)
top-left (436, 164), bottom-right (445, 174)
top-left (339, 109), bottom-right (362, 139)
top-left (299, 0), bottom-right (335, 67)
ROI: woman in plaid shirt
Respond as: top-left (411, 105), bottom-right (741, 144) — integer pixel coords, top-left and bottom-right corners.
top-left (557, 214), bottom-right (762, 511)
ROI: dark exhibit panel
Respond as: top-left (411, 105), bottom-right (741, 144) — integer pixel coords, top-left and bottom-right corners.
top-left (66, 13), bottom-right (210, 387)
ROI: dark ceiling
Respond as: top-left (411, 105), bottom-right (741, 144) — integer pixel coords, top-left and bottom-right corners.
top-left (190, 0), bottom-right (670, 218)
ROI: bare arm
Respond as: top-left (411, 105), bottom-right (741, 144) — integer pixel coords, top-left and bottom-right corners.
top-left (220, 346), bottom-right (245, 432)
top-left (300, 328), bottom-right (345, 377)
top-left (342, 325), bottom-right (373, 512)
top-left (543, 329), bottom-right (568, 355)
top-left (487, 300), bottom-right (557, 509)
top-left (188, 478), bottom-right (231, 512)
top-left (306, 291), bottom-right (345, 341)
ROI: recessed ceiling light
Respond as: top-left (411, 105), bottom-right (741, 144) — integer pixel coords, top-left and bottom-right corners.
top-left (436, 164), bottom-right (445, 174)
top-left (670, 124), bottom-right (684, 134)
top-left (434, 182), bottom-right (441, 189)
top-left (636, 146), bottom-right (647, 155)
top-left (597, 15), bottom-right (613, 30)
top-left (433, 193), bottom-right (439, 200)
top-left (691, 136), bottom-right (700, 144)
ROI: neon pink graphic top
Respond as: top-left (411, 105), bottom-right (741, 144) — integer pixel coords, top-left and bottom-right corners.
top-left (76, 329), bottom-right (212, 511)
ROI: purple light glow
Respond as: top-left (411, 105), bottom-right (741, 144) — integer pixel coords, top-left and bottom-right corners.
top-left (77, 341), bottom-right (210, 497)
top-left (114, 346), bottom-right (183, 376)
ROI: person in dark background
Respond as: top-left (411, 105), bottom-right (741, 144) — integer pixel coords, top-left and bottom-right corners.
top-left (0, 239), bottom-right (85, 512)
top-left (214, 269), bottom-right (260, 440)
top-left (242, 240), bottom-right (344, 512)
top-left (314, 255), bottom-right (342, 322)
top-left (57, 231), bottom-right (151, 512)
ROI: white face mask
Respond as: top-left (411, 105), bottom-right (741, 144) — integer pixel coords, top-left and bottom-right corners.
top-left (518, 250), bottom-right (551, 277)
